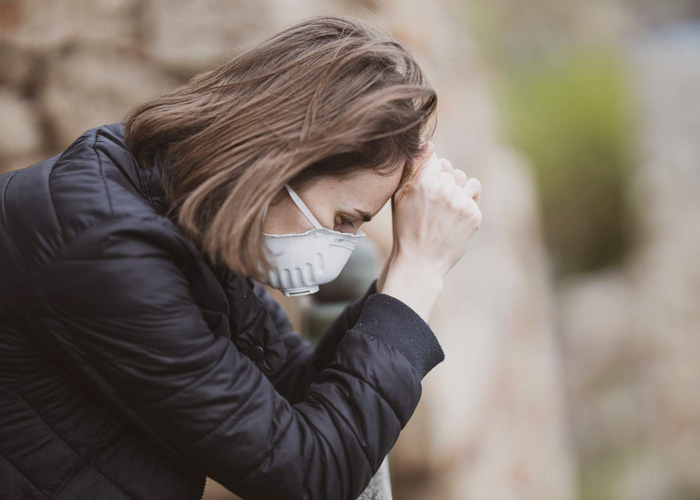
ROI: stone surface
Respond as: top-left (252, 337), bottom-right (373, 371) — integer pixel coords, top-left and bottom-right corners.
top-left (357, 456), bottom-right (393, 500)
top-left (556, 24), bottom-right (700, 500)
top-left (144, 0), bottom-right (274, 74)
top-left (0, 44), bottom-right (35, 88)
top-left (4, 0), bottom-right (138, 52)
top-left (0, 88), bottom-right (42, 158)
top-left (39, 49), bottom-right (170, 148)
top-left (626, 27), bottom-right (700, 498)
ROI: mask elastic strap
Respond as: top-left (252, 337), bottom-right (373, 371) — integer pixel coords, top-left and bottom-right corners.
top-left (284, 183), bottom-right (323, 230)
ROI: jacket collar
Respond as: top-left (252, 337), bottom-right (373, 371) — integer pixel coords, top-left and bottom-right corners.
top-left (143, 153), bottom-right (171, 217)
top-left (99, 122), bottom-right (171, 217)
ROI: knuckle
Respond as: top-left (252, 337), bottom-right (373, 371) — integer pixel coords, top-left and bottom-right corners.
top-left (465, 198), bottom-right (480, 215)
top-left (448, 194), bottom-right (462, 210)
top-left (414, 176), bottom-right (430, 190)
top-left (441, 158), bottom-right (454, 171)
top-left (404, 180), bottom-right (419, 195)
top-left (439, 170), bottom-right (455, 183)
top-left (473, 207), bottom-right (483, 226)
top-left (438, 181), bottom-right (455, 199)
top-left (422, 180), bottom-right (439, 200)
top-left (459, 199), bottom-right (472, 217)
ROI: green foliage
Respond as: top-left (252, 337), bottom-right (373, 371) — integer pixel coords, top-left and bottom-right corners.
top-left (497, 48), bottom-right (637, 276)
top-left (579, 446), bottom-right (643, 500)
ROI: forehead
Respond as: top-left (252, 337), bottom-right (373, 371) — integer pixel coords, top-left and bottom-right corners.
top-left (323, 167), bottom-right (404, 211)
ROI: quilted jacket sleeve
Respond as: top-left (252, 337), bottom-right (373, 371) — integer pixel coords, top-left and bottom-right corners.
top-left (246, 278), bottom-right (379, 405)
top-left (37, 216), bottom-right (446, 500)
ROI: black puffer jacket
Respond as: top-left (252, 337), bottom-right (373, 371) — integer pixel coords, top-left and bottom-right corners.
top-left (0, 122), bottom-right (446, 500)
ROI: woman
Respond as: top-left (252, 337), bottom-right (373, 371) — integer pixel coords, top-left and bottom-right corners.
top-left (0, 14), bottom-right (481, 500)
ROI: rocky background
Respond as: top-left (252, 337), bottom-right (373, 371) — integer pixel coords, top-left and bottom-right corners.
top-left (2, 1), bottom-right (699, 499)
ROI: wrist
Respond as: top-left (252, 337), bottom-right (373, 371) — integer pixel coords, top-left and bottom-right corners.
top-left (390, 250), bottom-right (445, 292)
top-left (376, 246), bottom-right (396, 293)
top-left (382, 254), bottom-right (444, 323)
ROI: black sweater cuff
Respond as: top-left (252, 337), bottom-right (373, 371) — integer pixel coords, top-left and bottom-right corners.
top-left (351, 292), bottom-right (445, 379)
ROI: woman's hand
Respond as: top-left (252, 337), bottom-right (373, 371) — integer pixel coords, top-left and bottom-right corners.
top-left (392, 141), bottom-right (482, 279)
top-left (379, 140), bottom-right (482, 321)
top-left (377, 140), bottom-right (481, 291)
top-left (377, 141), bottom-right (437, 292)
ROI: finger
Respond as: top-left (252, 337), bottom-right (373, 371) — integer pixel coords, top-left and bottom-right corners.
top-left (439, 170), bottom-right (457, 189)
top-left (420, 157), bottom-right (444, 181)
top-left (463, 177), bottom-right (481, 201)
top-left (467, 198), bottom-right (483, 227)
top-left (440, 158), bottom-right (454, 173)
top-left (472, 178), bottom-right (481, 202)
top-left (452, 168), bottom-right (467, 187)
top-left (463, 178), bottom-right (480, 202)
top-left (449, 182), bottom-right (466, 208)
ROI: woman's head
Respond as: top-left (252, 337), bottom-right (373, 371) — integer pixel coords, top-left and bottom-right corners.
top-left (122, 14), bottom-right (437, 279)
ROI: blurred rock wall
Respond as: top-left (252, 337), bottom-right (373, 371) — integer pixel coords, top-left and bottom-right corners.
top-left (557, 25), bottom-right (700, 500)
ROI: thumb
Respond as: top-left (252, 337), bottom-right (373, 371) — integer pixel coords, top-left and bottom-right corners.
top-left (420, 157), bottom-right (444, 181)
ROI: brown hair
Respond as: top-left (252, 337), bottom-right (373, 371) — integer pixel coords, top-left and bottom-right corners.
top-left (122, 14), bottom-right (437, 280)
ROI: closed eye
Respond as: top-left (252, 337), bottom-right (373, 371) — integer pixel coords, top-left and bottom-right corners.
top-left (335, 214), bottom-right (356, 233)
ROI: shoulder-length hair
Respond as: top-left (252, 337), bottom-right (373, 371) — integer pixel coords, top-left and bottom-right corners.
top-left (122, 14), bottom-right (437, 280)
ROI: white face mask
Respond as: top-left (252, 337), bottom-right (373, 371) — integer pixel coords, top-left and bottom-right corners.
top-left (256, 183), bottom-right (367, 297)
